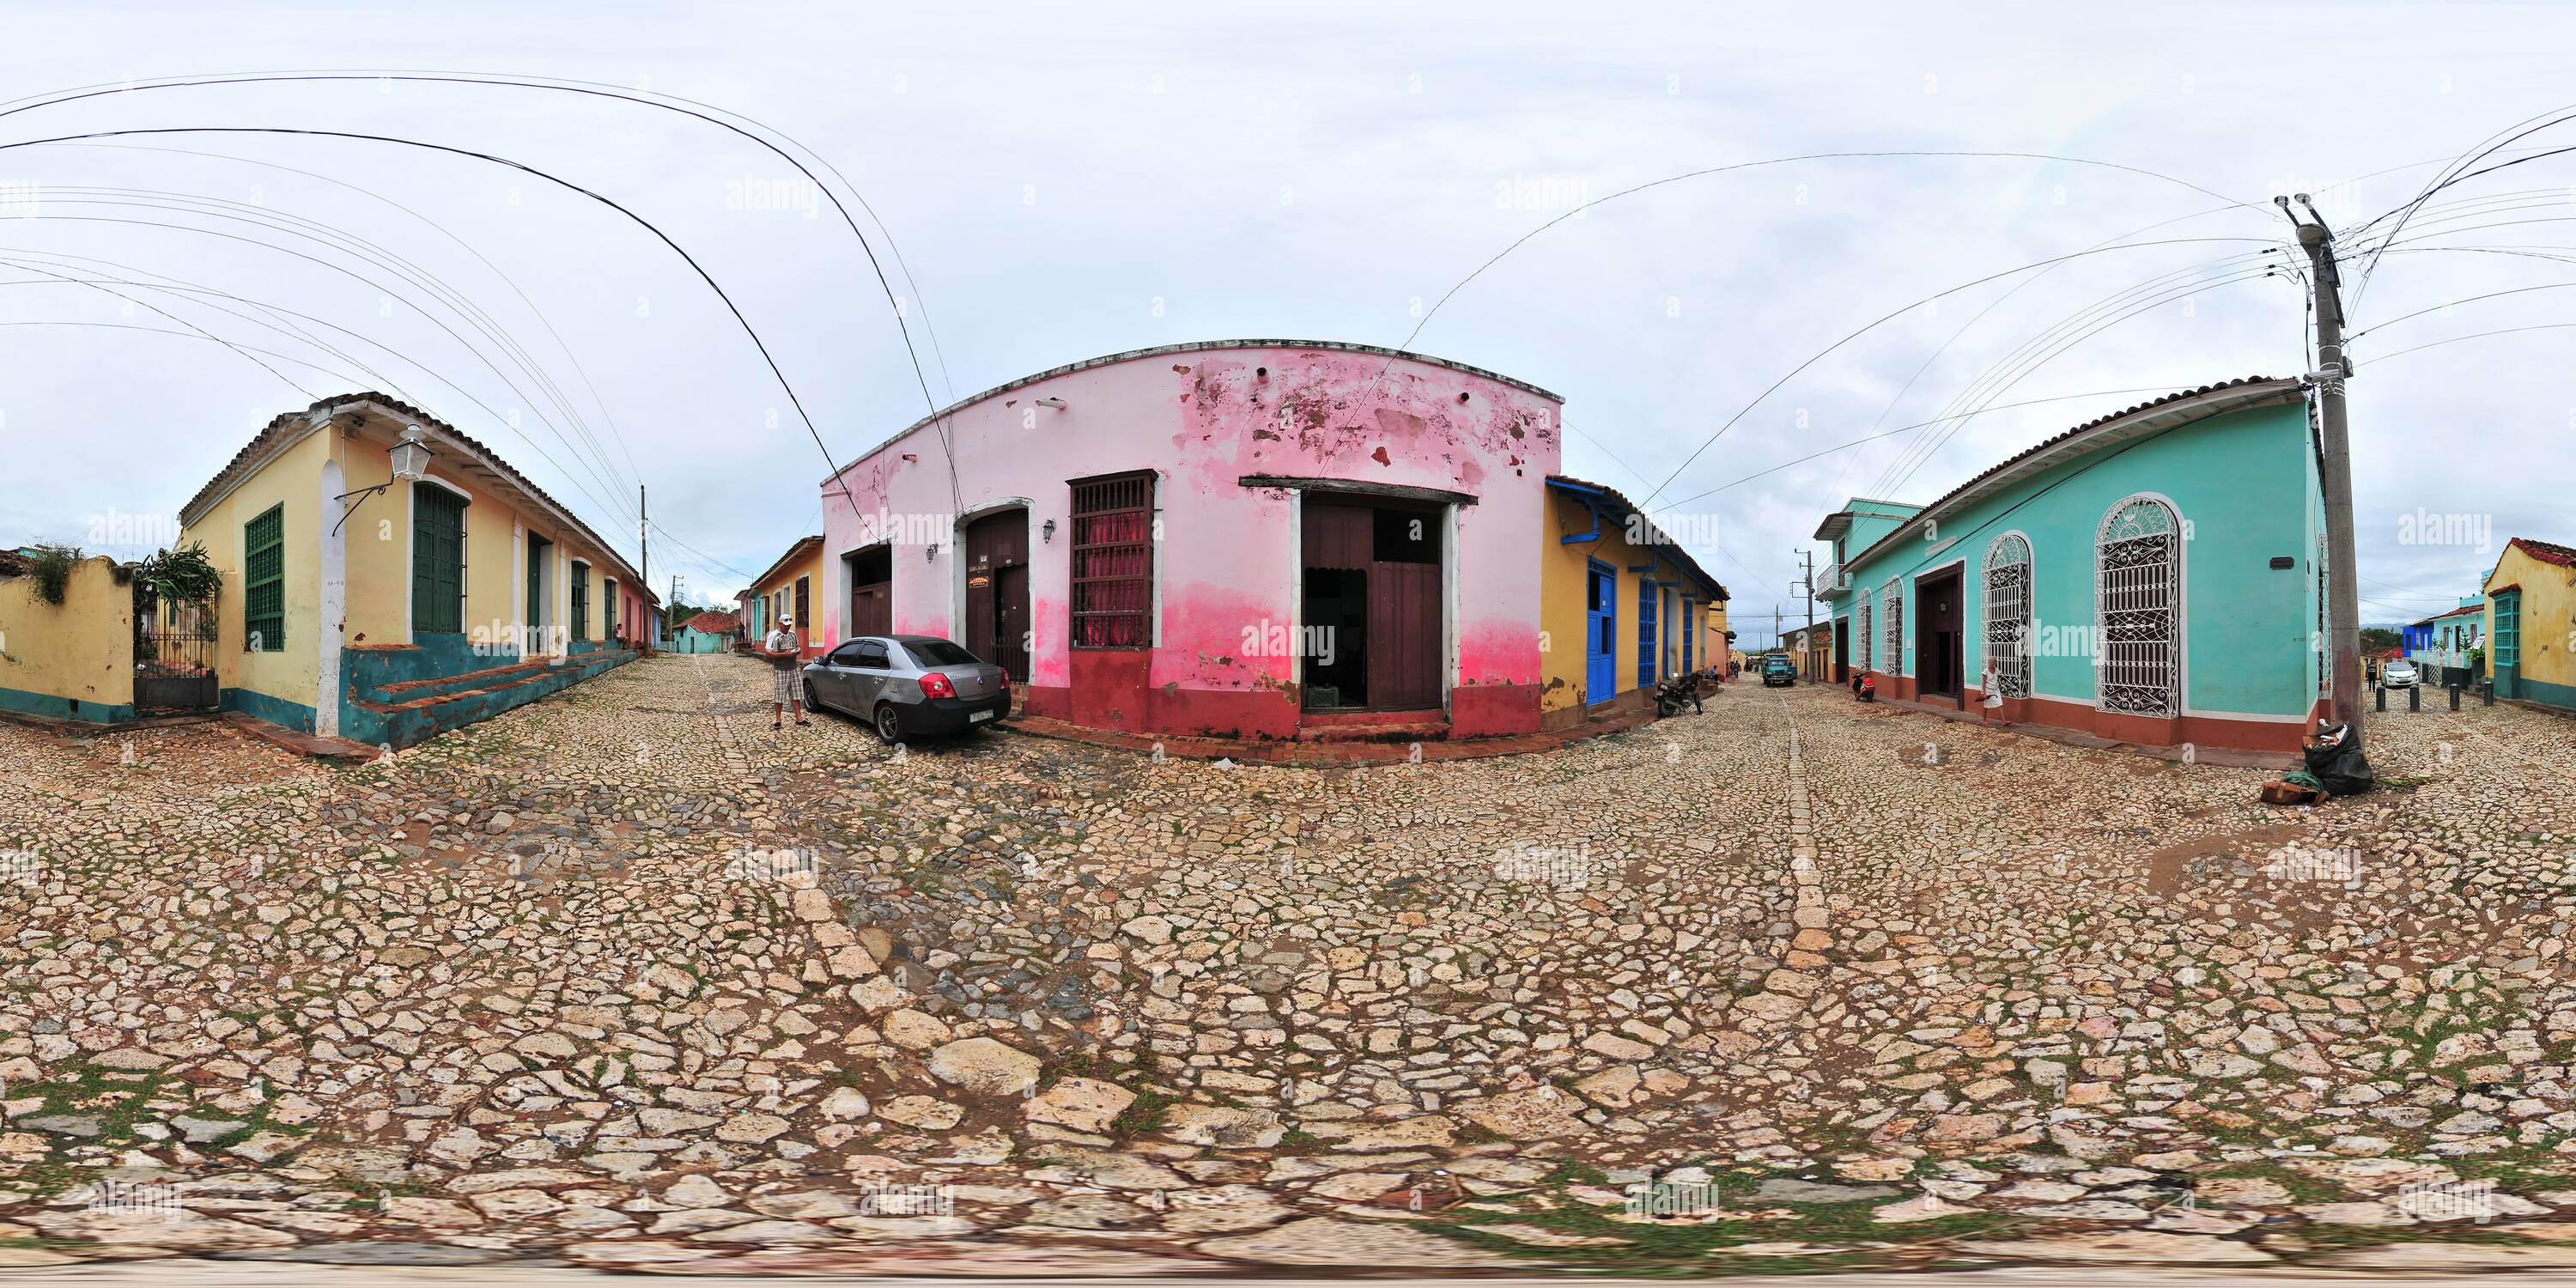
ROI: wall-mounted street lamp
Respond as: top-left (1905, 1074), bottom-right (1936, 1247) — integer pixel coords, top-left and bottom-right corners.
top-left (1033, 397), bottom-right (1067, 410)
top-left (925, 542), bottom-right (939, 562)
top-left (1042, 519), bottom-right (1057, 544)
top-left (334, 425), bottom-right (437, 535)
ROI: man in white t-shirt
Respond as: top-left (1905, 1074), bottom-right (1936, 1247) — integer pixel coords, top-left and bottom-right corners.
top-left (766, 614), bottom-right (807, 730)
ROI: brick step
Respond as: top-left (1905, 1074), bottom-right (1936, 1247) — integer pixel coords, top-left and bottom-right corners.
top-left (1293, 717), bottom-right (1452, 744)
top-left (366, 648), bottom-right (635, 705)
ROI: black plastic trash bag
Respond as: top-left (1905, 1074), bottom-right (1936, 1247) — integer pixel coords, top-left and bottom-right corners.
top-left (2303, 720), bottom-right (2375, 796)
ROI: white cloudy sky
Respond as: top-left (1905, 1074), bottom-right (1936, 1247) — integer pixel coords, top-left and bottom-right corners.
top-left (2, 2), bottom-right (2566, 639)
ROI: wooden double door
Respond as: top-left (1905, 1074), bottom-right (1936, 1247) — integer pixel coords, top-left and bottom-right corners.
top-left (1300, 497), bottom-right (1443, 713)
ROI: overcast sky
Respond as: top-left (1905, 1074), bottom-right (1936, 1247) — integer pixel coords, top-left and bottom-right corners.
top-left (3, 2), bottom-right (2567, 640)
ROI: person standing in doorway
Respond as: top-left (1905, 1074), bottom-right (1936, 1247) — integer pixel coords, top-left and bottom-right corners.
top-left (767, 614), bottom-right (808, 730)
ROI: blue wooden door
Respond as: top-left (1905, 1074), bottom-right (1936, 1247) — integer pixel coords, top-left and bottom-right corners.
top-left (1586, 561), bottom-right (1616, 704)
top-left (1680, 598), bottom-right (1695, 673)
top-left (1637, 579), bottom-right (1659, 686)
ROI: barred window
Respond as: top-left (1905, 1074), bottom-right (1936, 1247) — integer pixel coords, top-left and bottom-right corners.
top-left (1856, 596), bottom-right (1872, 672)
top-left (1982, 534), bottom-right (2032, 698)
top-left (1882, 578), bottom-right (1904, 677)
top-left (2097, 495), bottom-right (2181, 718)
top-left (244, 503), bottom-right (284, 653)
top-left (1070, 471), bottom-right (1155, 647)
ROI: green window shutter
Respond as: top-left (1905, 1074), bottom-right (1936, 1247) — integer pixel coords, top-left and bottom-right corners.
top-left (570, 565), bottom-right (588, 641)
top-left (244, 503), bottom-right (285, 653)
top-left (411, 485), bottom-right (467, 635)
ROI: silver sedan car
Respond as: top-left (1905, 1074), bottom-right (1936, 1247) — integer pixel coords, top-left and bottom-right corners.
top-left (802, 635), bottom-right (1012, 742)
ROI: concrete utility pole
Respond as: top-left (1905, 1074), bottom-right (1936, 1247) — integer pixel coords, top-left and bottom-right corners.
top-left (1798, 550), bottom-right (1817, 675)
top-left (638, 484), bottom-right (650, 646)
top-left (2282, 194), bottom-right (2364, 738)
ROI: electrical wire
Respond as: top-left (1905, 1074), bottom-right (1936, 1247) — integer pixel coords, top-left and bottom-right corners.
top-left (0, 69), bottom-right (964, 511)
top-left (1625, 234), bottom-right (2287, 510)
top-left (21, 187), bottom-right (636, 511)
top-left (0, 125), bottom-right (858, 521)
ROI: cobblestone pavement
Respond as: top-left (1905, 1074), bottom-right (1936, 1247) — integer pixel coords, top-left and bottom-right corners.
top-left (3, 653), bottom-right (2575, 1276)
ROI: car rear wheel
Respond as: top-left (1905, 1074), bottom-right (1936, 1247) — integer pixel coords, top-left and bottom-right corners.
top-left (873, 702), bottom-right (905, 744)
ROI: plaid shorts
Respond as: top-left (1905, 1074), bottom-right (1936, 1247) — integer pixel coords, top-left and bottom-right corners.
top-left (773, 662), bottom-right (801, 704)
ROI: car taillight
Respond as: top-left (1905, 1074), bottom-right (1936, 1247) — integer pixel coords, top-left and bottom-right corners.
top-left (918, 672), bottom-right (957, 700)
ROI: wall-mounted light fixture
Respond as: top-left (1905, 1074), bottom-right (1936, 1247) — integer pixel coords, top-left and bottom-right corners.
top-left (1042, 519), bottom-right (1057, 544)
top-left (925, 542), bottom-right (939, 562)
top-left (333, 424), bottom-right (437, 534)
top-left (1033, 397), bottom-right (1067, 409)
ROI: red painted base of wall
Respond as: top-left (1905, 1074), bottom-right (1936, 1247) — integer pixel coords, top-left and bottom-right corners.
top-left (1027, 653), bottom-right (1539, 743)
top-left (1451, 683), bottom-right (1540, 738)
top-left (1963, 683), bottom-right (2320, 756)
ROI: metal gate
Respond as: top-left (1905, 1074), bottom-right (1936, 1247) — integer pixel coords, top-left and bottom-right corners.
top-left (134, 589), bottom-right (218, 711)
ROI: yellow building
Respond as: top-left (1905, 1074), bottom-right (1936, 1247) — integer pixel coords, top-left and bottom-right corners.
top-left (2485, 537), bottom-right (2576, 712)
top-left (742, 535), bottom-right (823, 659)
top-left (177, 393), bottom-right (655, 748)
top-left (1538, 476), bottom-right (1728, 728)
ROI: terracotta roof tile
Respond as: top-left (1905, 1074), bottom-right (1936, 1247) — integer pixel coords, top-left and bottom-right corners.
top-left (2511, 536), bottom-right (2576, 568)
top-left (179, 392), bottom-right (651, 596)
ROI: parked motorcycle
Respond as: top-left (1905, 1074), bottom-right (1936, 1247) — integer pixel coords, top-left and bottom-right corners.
top-left (1654, 669), bottom-right (1707, 717)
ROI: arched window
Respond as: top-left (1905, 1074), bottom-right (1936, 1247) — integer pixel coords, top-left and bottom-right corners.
top-left (1856, 594), bottom-right (1873, 672)
top-left (1982, 533), bottom-right (2032, 698)
top-left (2097, 495), bottom-right (2181, 717)
top-left (1881, 578), bottom-right (1905, 677)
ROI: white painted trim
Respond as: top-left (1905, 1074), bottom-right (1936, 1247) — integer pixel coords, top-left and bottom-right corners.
top-left (511, 521), bottom-right (527, 659)
top-left (1285, 498), bottom-right (1302, 702)
top-left (318, 457), bottom-right (346, 739)
top-left (2093, 491), bottom-right (2187, 719)
top-left (415, 472), bottom-right (474, 502)
top-left (2179, 706), bottom-right (2312, 723)
top-left (1979, 530), bottom-right (2035, 699)
top-left (1441, 501), bottom-right (1460, 717)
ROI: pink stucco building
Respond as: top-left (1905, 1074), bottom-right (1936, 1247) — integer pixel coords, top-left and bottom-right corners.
top-left (816, 339), bottom-right (1564, 740)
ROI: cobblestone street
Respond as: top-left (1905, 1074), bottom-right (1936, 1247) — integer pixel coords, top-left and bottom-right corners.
top-left (5, 652), bottom-right (2576, 1275)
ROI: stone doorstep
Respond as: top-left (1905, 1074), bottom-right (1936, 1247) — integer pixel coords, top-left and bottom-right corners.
top-left (218, 710), bottom-right (375, 763)
top-left (1005, 704), bottom-right (1658, 766)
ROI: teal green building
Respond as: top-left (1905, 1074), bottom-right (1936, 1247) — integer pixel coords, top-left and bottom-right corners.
top-left (1814, 378), bottom-right (2328, 756)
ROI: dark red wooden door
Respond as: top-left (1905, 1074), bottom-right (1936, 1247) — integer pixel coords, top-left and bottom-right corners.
top-left (964, 510), bottom-right (1030, 680)
top-left (850, 580), bottom-right (890, 637)
top-left (1367, 560), bottom-right (1442, 710)
top-left (1301, 497), bottom-right (1442, 713)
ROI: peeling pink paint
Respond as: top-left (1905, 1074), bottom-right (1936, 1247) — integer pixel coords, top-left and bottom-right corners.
top-left (817, 342), bottom-right (1562, 738)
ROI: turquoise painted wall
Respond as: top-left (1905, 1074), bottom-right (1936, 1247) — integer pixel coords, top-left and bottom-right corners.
top-left (0, 684), bottom-right (135, 725)
top-left (670, 627), bottom-right (729, 654)
top-left (222, 686), bottom-right (315, 732)
top-left (1838, 401), bottom-right (2321, 718)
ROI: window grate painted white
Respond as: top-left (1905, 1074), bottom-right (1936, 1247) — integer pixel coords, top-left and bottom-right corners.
top-left (1882, 579), bottom-right (1904, 677)
top-left (1982, 533), bottom-right (2032, 698)
top-left (2097, 496), bottom-right (2180, 717)
top-left (1856, 596), bottom-right (1873, 672)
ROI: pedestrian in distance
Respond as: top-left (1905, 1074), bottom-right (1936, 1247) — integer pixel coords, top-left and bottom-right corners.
top-left (767, 614), bottom-right (808, 730)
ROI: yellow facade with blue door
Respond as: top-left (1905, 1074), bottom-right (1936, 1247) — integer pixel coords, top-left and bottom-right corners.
top-left (1539, 476), bottom-right (1728, 728)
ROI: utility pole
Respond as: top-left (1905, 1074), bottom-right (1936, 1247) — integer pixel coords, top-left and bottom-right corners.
top-left (2281, 194), bottom-right (2363, 738)
top-left (638, 484), bottom-right (650, 651)
top-left (1798, 549), bottom-right (1817, 677)
top-left (1773, 604), bottom-right (1783, 653)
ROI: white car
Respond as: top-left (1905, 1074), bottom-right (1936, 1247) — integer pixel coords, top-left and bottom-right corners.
top-left (2382, 660), bottom-right (2418, 689)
